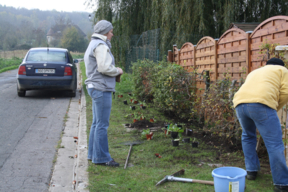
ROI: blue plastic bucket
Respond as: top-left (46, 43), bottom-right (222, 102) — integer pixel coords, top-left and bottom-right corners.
top-left (212, 167), bottom-right (247, 192)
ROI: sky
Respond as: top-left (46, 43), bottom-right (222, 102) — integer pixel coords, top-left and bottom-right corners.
top-left (0, 0), bottom-right (95, 13)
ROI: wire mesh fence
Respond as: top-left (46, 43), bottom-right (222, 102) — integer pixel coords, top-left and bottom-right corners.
top-left (122, 28), bottom-right (203, 72)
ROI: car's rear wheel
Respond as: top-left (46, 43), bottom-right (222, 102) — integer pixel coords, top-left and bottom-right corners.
top-left (17, 85), bottom-right (26, 97)
top-left (69, 79), bottom-right (77, 97)
top-left (18, 90), bottom-right (26, 97)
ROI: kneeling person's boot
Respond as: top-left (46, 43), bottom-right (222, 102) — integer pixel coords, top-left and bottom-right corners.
top-left (274, 185), bottom-right (288, 192)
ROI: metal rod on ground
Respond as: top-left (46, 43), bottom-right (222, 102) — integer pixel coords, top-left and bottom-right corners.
top-left (124, 145), bottom-right (133, 169)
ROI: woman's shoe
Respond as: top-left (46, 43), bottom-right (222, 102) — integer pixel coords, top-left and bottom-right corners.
top-left (105, 159), bottom-right (119, 167)
top-left (246, 171), bottom-right (257, 180)
top-left (95, 159), bottom-right (119, 167)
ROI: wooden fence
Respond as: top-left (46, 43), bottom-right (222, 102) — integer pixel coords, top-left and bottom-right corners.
top-left (168, 15), bottom-right (288, 83)
top-left (0, 50), bottom-right (28, 59)
top-left (167, 15), bottom-right (288, 165)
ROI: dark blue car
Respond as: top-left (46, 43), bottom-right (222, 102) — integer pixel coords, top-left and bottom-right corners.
top-left (16, 47), bottom-right (77, 97)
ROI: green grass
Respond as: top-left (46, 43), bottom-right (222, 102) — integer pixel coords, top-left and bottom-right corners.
top-left (80, 62), bottom-right (275, 192)
top-left (71, 52), bottom-right (84, 59)
top-left (0, 57), bottom-right (22, 73)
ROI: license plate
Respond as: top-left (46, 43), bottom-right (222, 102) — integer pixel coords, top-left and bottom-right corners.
top-left (35, 69), bottom-right (55, 74)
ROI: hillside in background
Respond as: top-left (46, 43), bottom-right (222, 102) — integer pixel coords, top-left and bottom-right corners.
top-left (0, 4), bottom-right (94, 50)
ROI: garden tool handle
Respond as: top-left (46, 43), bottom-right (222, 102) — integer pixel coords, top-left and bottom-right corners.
top-left (167, 176), bottom-right (214, 185)
top-left (192, 179), bottom-right (214, 185)
top-left (124, 144), bottom-right (133, 169)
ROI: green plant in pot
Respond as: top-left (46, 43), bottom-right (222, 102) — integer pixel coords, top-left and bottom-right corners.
top-left (192, 137), bottom-right (199, 147)
top-left (141, 129), bottom-right (153, 140)
top-left (139, 100), bottom-right (147, 109)
top-left (169, 124), bottom-right (180, 139)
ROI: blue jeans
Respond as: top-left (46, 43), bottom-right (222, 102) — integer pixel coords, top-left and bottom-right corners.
top-left (87, 88), bottom-right (112, 163)
top-left (236, 103), bottom-right (288, 186)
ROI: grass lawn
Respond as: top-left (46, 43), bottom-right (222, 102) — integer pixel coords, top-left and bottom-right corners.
top-left (80, 62), bottom-right (274, 192)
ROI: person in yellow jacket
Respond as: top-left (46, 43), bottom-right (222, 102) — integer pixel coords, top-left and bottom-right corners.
top-left (233, 58), bottom-right (288, 192)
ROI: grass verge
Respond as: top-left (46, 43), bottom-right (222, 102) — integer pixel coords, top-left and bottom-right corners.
top-left (80, 62), bottom-right (274, 192)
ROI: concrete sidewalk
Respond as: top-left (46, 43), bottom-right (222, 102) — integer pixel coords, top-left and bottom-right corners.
top-left (49, 63), bottom-right (89, 192)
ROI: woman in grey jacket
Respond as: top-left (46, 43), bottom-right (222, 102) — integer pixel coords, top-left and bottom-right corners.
top-left (84, 20), bottom-right (123, 166)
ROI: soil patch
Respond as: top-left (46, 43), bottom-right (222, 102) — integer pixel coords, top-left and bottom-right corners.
top-left (127, 119), bottom-right (165, 128)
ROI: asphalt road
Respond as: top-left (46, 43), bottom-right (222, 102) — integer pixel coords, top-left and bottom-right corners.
top-left (0, 69), bottom-right (71, 192)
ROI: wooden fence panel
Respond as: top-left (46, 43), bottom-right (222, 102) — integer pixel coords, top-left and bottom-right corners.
top-left (250, 15), bottom-right (288, 72)
top-left (179, 42), bottom-right (195, 72)
top-left (217, 28), bottom-right (249, 81)
top-left (195, 37), bottom-right (217, 95)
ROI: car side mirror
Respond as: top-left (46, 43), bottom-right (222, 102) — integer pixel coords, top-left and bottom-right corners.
top-left (73, 59), bottom-right (78, 63)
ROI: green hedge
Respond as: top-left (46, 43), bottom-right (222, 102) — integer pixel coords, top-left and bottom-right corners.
top-left (131, 59), bottom-right (197, 120)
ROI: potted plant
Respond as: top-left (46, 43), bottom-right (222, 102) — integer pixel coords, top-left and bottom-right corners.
top-left (139, 100), bottom-right (147, 109)
top-left (129, 96), bottom-right (134, 103)
top-left (133, 114), bottom-right (141, 123)
top-left (183, 138), bottom-right (190, 143)
top-left (140, 114), bottom-right (146, 121)
top-left (142, 129), bottom-right (153, 140)
top-left (172, 139), bottom-right (180, 147)
top-left (186, 129), bottom-right (193, 136)
top-left (169, 124), bottom-right (180, 139)
top-left (162, 127), bottom-right (168, 137)
top-left (192, 137), bottom-right (199, 147)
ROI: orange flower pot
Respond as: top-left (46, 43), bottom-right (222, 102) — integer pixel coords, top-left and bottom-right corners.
top-left (146, 132), bottom-right (153, 140)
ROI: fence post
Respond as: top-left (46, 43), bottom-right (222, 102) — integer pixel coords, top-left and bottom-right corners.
top-left (167, 50), bottom-right (173, 62)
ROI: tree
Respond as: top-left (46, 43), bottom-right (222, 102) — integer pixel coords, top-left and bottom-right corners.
top-left (61, 26), bottom-right (87, 52)
top-left (87, 0), bottom-right (288, 70)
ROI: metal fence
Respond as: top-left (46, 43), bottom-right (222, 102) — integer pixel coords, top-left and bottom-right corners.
top-left (125, 28), bottom-right (203, 71)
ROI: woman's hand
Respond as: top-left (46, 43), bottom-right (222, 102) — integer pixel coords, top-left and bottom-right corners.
top-left (117, 67), bottom-right (123, 75)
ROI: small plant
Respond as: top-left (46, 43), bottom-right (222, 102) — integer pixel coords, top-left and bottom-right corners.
top-left (142, 129), bottom-right (150, 135)
top-left (141, 129), bottom-right (152, 139)
top-left (192, 137), bottom-right (197, 143)
top-left (139, 100), bottom-right (146, 106)
top-left (133, 113), bottom-right (141, 121)
top-left (169, 124), bottom-right (181, 132)
top-left (140, 114), bottom-right (146, 120)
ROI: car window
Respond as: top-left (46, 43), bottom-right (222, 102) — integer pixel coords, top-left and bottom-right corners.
top-left (68, 52), bottom-right (73, 63)
top-left (26, 51), bottom-right (67, 62)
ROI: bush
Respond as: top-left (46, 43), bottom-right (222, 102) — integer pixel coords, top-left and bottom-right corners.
top-left (200, 78), bottom-right (242, 140)
top-left (131, 59), bottom-right (198, 120)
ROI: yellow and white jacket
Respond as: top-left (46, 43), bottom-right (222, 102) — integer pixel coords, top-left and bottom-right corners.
top-left (233, 65), bottom-right (288, 111)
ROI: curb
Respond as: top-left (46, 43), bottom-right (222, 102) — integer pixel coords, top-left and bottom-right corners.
top-left (49, 63), bottom-right (89, 192)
